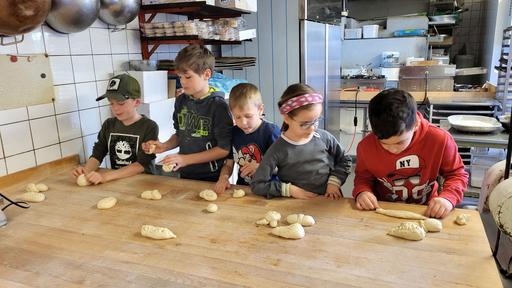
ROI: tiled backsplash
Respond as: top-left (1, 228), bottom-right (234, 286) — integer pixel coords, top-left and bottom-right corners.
top-left (0, 13), bottom-right (188, 176)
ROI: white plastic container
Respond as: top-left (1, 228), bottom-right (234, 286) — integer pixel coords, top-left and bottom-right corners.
top-left (432, 55), bottom-right (450, 65)
top-left (127, 71), bottom-right (168, 104)
top-left (363, 25), bottom-right (379, 38)
top-left (406, 57), bottom-right (425, 66)
top-left (345, 28), bottom-right (362, 39)
top-left (381, 51), bottom-right (400, 67)
top-left (470, 147), bottom-right (506, 187)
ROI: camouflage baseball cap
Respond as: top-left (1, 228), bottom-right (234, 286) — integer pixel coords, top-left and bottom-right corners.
top-left (96, 74), bottom-right (141, 101)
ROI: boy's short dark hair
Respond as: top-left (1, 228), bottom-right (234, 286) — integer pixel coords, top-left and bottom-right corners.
top-left (175, 44), bottom-right (215, 77)
top-left (369, 88), bottom-right (417, 140)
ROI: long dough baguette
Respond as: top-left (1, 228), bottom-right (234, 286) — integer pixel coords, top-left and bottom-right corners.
top-left (376, 208), bottom-right (428, 220)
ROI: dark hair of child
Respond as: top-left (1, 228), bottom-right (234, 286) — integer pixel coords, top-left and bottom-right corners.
top-left (368, 88), bottom-right (417, 140)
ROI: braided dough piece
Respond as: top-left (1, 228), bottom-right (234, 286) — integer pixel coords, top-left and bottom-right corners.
top-left (35, 184), bottom-right (48, 192)
top-left (387, 222), bottom-right (425, 241)
top-left (21, 192), bottom-right (45, 202)
top-left (26, 183), bottom-right (39, 192)
top-left (272, 223), bottom-right (305, 239)
top-left (376, 208), bottom-right (427, 220)
top-left (286, 214), bottom-right (315, 226)
top-left (141, 225), bottom-right (177, 240)
top-left (141, 190), bottom-right (162, 200)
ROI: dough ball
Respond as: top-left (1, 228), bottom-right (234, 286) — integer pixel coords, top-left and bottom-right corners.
top-left (77, 174), bottom-right (89, 187)
top-left (97, 197), bottom-right (117, 209)
top-left (149, 145), bottom-right (156, 154)
top-left (455, 213), bottom-right (471, 225)
top-left (141, 190), bottom-right (162, 200)
top-left (199, 189), bottom-right (217, 201)
top-left (419, 218), bottom-right (442, 232)
top-left (141, 225), bottom-right (177, 239)
top-left (21, 192), bottom-right (45, 202)
top-left (35, 184), bottom-right (48, 192)
top-left (233, 189), bottom-right (245, 198)
top-left (26, 183), bottom-right (39, 192)
top-left (207, 203), bottom-right (218, 213)
top-left (162, 164), bottom-right (175, 172)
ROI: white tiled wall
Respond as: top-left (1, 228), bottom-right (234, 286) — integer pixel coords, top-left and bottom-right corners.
top-left (0, 15), bottom-right (185, 176)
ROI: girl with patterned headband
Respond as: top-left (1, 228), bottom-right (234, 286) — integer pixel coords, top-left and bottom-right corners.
top-left (250, 83), bottom-right (352, 200)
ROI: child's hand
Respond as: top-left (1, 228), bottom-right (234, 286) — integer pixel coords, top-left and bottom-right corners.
top-left (163, 154), bottom-right (189, 170)
top-left (425, 197), bottom-right (453, 219)
top-left (355, 191), bottom-right (380, 210)
top-left (213, 177), bottom-right (230, 194)
top-left (72, 166), bottom-right (89, 180)
top-left (240, 161), bottom-right (259, 178)
top-left (86, 171), bottom-right (104, 185)
top-left (290, 185), bottom-right (318, 200)
top-left (325, 184), bottom-right (342, 200)
top-left (142, 140), bottom-right (164, 154)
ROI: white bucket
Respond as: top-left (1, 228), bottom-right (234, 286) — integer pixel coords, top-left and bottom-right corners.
top-left (406, 57), bottom-right (425, 66)
top-left (363, 25), bottom-right (379, 38)
top-left (381, 67), bottom-right (400, 81)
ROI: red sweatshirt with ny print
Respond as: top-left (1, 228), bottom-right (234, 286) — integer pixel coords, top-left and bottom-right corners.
top-left (353, 112), bottom-right (468, 207)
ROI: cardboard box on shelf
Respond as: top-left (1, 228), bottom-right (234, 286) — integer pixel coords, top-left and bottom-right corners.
top-left (215, 0), bottom-right (256, 12)
top-left (239, 29), bottom-right (256, 40)
top-left (429, 36), bottom-right (453, 45)
top-left (142, 0), bottom-right (214, 5)
top-left (168, 79), bottom-right (176, 98)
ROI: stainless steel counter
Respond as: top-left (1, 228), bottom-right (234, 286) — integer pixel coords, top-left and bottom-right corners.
top-left (440, 120), bottom-right (509, 149)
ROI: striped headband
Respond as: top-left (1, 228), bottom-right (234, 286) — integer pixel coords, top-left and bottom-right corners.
top-left (279, 93), bottom-right (323, 115)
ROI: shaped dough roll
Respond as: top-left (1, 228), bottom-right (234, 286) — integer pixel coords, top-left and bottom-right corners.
top-left (97, 197), bottom-right (117, 209)
top-left (77, 174), bottom-right (89, 187)
top-left (35, 184), bottom-right (48, 192)
top-left (455, 214), bottom-right (471, 225)
top-left (199, 189), bottom-right (217, 201)
top-left (26, 183), bottom-right (39, 192)
top-left (387, 222), bottom-right (425, 241)
top-left (141, 190), bottom-right (162, 200)
top-left (419, 218), bottom-right (442, 232)
top-left (376, 208), bottom-right (428, 220)
top-left (141, 225), bottom-right (177, 239)
top-left (207, 203), bottom-right (218, 212)
top-left (286, 214), bottom-right (315, 226)
top-left (256, 211), bottom-right (281, 227)
top-left (272, 223), bottom-right (305, 239)
top-left (233, 189), bottom-right (245, 198)
top-left (21, 192), bottom-right (45, 202)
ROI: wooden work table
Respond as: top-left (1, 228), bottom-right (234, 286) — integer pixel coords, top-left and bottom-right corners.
top-left (0, 157), bottom-right (502, 287)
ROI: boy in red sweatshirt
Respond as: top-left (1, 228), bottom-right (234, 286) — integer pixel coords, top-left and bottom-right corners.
top-left (353, 89), bottom-right (468, 219)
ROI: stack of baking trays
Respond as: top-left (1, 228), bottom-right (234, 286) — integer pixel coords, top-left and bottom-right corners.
top-left (158, 57), bottom-right (256, 72)
top-left (423, 96), bottom-right (501, 167)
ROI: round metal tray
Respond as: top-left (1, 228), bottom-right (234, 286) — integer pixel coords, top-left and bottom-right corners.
top-left (447, 115), bottom-right (502, 132)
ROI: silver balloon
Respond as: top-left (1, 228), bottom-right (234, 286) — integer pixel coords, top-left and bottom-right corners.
top-left (98, 0), bottom-right (140, 26)
top-left (45, 0), bottom-right (101, 34)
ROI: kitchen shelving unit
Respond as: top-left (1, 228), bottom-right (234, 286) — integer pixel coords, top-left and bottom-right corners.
top-left (138, 1), bottom-right (250, 60)
top-left (495, 26), bottom-right (512, 114)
